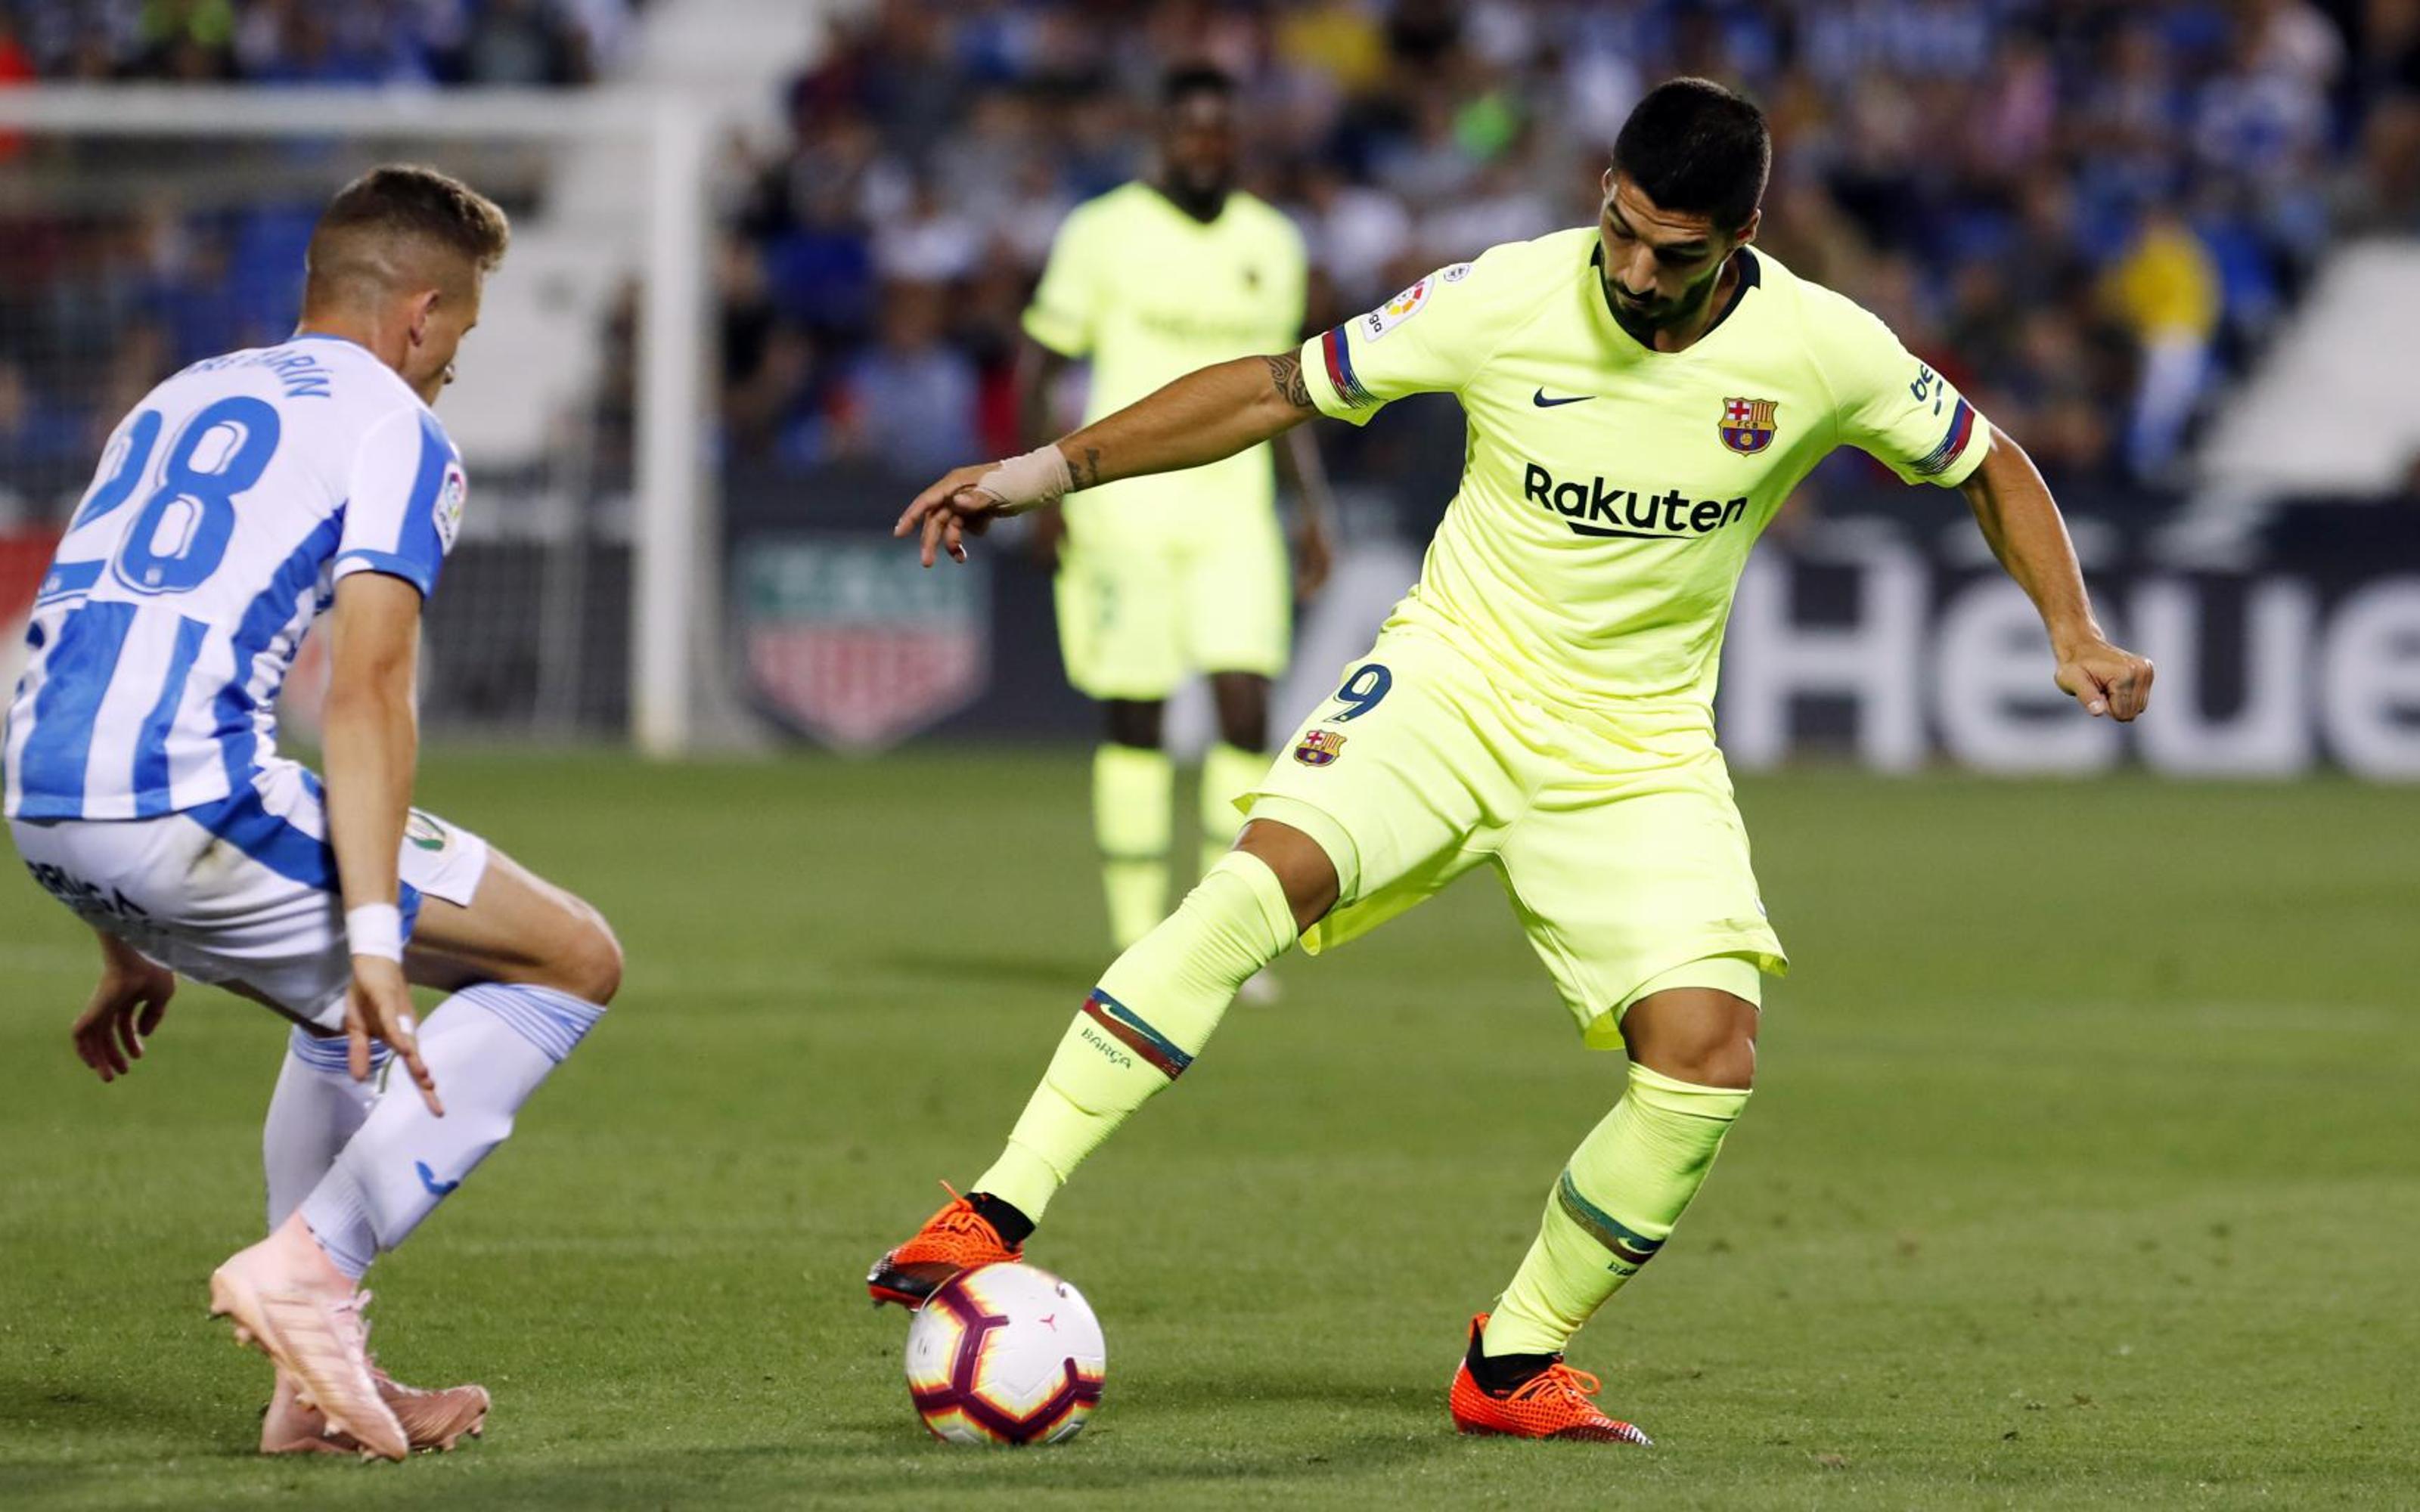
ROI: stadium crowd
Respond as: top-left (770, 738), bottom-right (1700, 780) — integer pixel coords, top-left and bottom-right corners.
top-left (5, 1), bottom-right (2420, 524)
top-left (0, 0), bottom-right (633, 86)
top-left (721, 0), bottom-right (2420, 496)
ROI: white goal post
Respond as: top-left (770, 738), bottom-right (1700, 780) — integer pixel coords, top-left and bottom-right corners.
top-left (0, 84), bottom-right (716, 758)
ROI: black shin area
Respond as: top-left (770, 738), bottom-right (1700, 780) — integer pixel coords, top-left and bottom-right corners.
top-left (968, 1192), bottom-right (1035, 1247)
top-left (1466, 1330), bottom-right (1557, 1396)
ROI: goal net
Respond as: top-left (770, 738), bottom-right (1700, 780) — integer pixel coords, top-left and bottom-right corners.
top-left (0, 85), bottom-right (715, 754)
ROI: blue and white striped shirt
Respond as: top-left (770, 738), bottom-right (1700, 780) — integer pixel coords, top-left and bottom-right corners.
top-left (5, 335), bottom-right (464, 821)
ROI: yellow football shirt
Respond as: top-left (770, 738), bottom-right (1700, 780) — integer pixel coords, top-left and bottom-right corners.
top-left (1025, 182), bottom-right (1308, 525)
top-left (1298, 228), bottom-right (1990, 720)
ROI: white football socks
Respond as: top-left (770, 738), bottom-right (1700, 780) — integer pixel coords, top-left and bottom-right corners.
top-left (264, 1026), bottom-right (388, 1231)
top-left (298, 983), bottom-right (605, 1278)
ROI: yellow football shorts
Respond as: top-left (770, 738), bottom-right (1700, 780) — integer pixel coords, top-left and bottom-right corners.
top-left (1053, 495), bottom-right (1291, 702)
top-left (1243, 621), bottom-right (1788, 1047)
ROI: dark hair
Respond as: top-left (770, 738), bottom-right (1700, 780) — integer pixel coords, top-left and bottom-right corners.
top-left (305, 164), bottom-right (510, 305)
top-left (1611, 77), bottom-right (1770, 231)
top-left (1162, 64), bottom-right (1237, 107)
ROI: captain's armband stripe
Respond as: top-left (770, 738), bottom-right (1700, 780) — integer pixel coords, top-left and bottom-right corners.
top-left (1913, 398), bottom-right (1978, 477)
top-left (1320, 326), bottom-right (1376, 410)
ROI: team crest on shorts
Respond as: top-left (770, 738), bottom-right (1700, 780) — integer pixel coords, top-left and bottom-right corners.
top-left (1719, 397), bottom-right (1779, 454)
top-left (405, 810), bottom-right (451, 853)
top-left (1293, 730), bottom-right (1347, 767)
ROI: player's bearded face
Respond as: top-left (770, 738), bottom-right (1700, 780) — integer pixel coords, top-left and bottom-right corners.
top-left (1596, 172), bottom-right (1751, 340)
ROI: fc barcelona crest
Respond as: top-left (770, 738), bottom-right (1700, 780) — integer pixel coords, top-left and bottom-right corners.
top-left (1294, 730), bottom-right (1348, 767)
top-left (1719, 397), bottom-right (1779, 454)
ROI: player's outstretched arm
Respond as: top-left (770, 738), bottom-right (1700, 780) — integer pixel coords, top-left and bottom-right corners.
top-left (322, 572), bottom-right (442, 1113)
top-left (897, 352), bottom-right (1318, 566)
top-left (1959, 427), bottom-right (2155, 721)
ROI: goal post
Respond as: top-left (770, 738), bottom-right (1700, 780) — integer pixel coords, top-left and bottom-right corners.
top-left (0, 84), bottom-right (717, 757)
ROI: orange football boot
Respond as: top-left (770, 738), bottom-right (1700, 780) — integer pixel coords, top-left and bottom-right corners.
top-left (1448, 1313), bottom-right (1653, 1445)
top-left (865, 1183), bottom-right (1023, 1309)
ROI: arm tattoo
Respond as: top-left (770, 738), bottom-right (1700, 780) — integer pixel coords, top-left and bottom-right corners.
top-left (1069, 445), bottom-right (1103, 490)
top-left (1264, 352), bottom-right (1314, 410)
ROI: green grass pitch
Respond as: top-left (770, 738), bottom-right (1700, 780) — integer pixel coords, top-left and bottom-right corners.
top-left (2, 751), bottom-right (2414, 1509)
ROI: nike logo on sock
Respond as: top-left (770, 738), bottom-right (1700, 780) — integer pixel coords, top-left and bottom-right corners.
top-left (415, 1160), bottom-right (461, 1196)
top-left (1533, 389), bottom-right (1593, 408)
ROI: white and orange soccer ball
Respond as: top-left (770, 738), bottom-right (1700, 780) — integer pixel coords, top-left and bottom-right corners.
top-left (903, 1263), bottom-right (1105, 1446)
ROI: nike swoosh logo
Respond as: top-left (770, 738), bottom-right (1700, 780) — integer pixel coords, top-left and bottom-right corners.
top-left (415, 1160), bottom-right (461, 1197)
top-left (1533, 389), bottom-right (1593, 408)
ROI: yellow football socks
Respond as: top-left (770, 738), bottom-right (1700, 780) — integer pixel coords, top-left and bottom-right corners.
top-left (975, 850), bottom-right (1298, 1222)
top-left (1094, 743), bottom-right (1174, 950)
top-left (1485, 1062), bottom-right (1749, 1356)
top-left (1198, 741), bottom-right (1266, 880)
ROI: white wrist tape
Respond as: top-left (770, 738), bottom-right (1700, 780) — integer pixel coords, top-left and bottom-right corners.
top-left (971, 444), bottom-right (1075, 513)
top-left (345, 903), bottom-right (404, 962)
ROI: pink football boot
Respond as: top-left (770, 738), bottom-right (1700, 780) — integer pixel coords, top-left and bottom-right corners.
top-left (261, 1360), bottom-right (489, 1455)
top-left (209, 1213), bottom-right (408, 1461)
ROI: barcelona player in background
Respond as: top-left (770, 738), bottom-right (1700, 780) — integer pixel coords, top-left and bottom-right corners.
top-left (1019, 66), bottom-right (1334, 976)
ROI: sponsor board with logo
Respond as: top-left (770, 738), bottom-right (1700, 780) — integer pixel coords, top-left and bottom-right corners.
top-left (736, 533), bottom-right (991, 753)
top-left (719, 466), bottom-right (2420, 778)
top-left (1719, 538), bottom-right (2420, 779)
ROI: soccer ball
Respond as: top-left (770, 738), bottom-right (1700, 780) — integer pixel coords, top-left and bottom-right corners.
top-left (903, 1262), bottom-right (1106, 1446)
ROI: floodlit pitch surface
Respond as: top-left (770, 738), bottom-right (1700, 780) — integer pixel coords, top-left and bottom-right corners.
top-left (2, 752), bottom-right (2412, 1510)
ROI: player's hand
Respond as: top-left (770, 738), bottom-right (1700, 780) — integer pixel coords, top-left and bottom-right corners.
top-left (2055, 638), bottom-right (2155, 722)
top-left (895, 464), bottom-right (1012, 568)
top-left (346, 956), bottom-right (443, 1116)
top-left (1025, 502), bottom-right (1067, 571)
top-left (1293, 516), bottom-right (1335, 601)
top-left (70, 952), bottom-right (175, 1083)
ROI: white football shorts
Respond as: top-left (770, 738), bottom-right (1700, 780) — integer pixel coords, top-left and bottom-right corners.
top-left (10, 758), bottom-right (489, 1030)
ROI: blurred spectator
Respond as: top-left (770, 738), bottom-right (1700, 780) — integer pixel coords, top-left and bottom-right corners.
top-left (830, 283), bottom-right (977, 479)
top-left (0, 357), bottom-right (84, 513)
top-left (461, 0), bottom-right (594, 88)
top-left (2339, 94), bottom-right (2420, 232)
top-left (873, 177), bottom-right (980, 287)
top-left (2105, 209), bottom-right (2223, 479)
top-left (0, 15), bottom-right (36, 161)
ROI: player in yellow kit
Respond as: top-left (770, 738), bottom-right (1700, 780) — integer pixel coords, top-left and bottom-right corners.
top-left (873, 79), bottom-right (2155, 1442)
top-left (1019, 67), bottom-right (1334, 957)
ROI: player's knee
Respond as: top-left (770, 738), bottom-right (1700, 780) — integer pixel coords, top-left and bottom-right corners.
top-left (552, 895), bottom-right (624, 1005)
top-left (1621, 988), bottom-right (1758, 1090)
top-left (1233, 819), bottom-right (1339, 933)
top-left (1676, 1031), bottom-right (1757, 1091)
